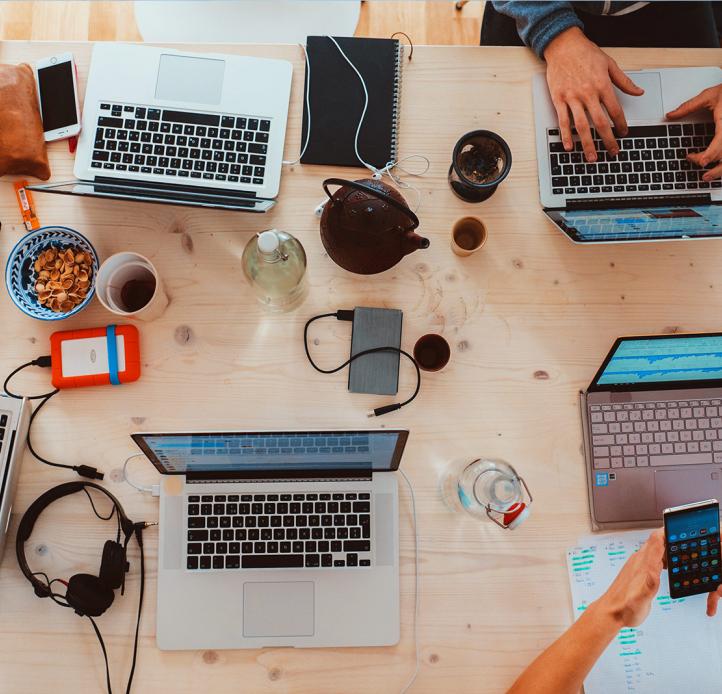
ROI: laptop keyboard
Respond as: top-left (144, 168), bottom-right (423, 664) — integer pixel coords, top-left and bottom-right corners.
top-left (186, 492), bottom-right (372, 571)
top-left (590, 399), bottom-right (722, 469)
top-left (548, 123), bottom-right (721, 197)
top-left (91, 103), bottom-right (270, 185)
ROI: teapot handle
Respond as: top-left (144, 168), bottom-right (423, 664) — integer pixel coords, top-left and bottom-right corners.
top-left (322, 178), bottom-right (420, 232)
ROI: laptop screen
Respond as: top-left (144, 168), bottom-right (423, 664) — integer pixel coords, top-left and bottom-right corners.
top-left (546, 202), bottom-right (722, 243)
top-left (590, 334), bottom-right (722, 391)
top-left (131, 430), bottom-right (408, 475)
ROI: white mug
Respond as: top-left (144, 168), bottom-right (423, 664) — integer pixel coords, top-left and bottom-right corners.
top-left (96, 252), bottom-right (168, 321)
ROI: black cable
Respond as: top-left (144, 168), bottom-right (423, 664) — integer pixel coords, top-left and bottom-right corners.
top-left (3, 358), bottom-right (55, 399)
top-left (125, 525), bottom-right (146, 694)
top-left (303, 311), bottom-right (422, 416)
top-left (3, 358), bottom-right (104, 480)
top-left (83, 487), bottom-right (116, 521)
top-left (88, 615), bottom-right (113, 694)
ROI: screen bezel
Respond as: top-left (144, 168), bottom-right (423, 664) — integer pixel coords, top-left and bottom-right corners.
top-left (131, 429), bottom-right (410, 477)
top-left (588, 332), bottom-right (722, 392)
top-left (544, 199), bottom-right (722, 244)
top-left (663, 500), bottom-right (721, 599)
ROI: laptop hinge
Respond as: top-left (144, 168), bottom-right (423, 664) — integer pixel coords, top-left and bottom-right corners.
top-left (185, 469), bottom-right (373, 483)
top-left (566, 193), bottom-right (712, 211)
top-left (94, 176), bottom-right (260, 200)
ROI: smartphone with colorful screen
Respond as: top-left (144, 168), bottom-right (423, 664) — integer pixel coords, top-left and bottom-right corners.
top-left (664, 499), bottom-right (721, 599)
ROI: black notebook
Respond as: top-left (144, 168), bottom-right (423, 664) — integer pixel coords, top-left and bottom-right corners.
top-left (300, 36), bottom-right (404, 169)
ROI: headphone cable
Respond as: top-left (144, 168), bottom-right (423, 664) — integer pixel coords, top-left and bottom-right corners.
top-left (122, 525), bottom-right (145, 694)
top-left (88, 615), bottom-right (113, 694)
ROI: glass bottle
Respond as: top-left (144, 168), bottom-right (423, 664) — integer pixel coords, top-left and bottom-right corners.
top-left (440, 458), bottom-right (531, 528)
top-left (242, 229), bottom-right (307, 312)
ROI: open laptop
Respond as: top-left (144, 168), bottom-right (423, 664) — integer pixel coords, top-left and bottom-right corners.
top-left (28, 43), bottom-right (292, 212)
top-left (533, 67), bottom-right (722, 243)
top-left (131, 429), bottom-right (407, 650)
top-left (0, 395), bottom-right (30, 561)
top-left (581, 333), bottom-right (722, 531)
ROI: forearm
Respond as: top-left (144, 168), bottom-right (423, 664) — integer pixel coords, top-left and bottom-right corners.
top-left (492, 1), bottom-right (583, 58)
top-left (507, 600), bottom-right (621, 694)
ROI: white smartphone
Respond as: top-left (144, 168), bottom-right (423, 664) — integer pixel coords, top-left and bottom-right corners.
top-left (35, 53), bottom-right (81, 142)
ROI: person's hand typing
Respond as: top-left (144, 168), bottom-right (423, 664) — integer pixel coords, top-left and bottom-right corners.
top-left (667, 85), bottom-right (722, 181)
top-left (544, 27), bottom-right (644, 163)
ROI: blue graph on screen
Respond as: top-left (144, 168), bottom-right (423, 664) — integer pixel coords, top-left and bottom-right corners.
top-left (597, 336), bottom-right (722, 385)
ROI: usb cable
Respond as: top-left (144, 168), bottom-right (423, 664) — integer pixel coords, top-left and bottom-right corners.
top-left (3, 356), bottom-right (104, 480)
top-left (303, 310), bottom-right (421, 417)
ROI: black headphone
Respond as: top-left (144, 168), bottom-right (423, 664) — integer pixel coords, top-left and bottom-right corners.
top-left (16, 481), bottom-right (150, 693)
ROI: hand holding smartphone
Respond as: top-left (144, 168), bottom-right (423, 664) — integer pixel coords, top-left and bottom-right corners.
top-left (34, 53), bottom-right (80, 142)
top-left (664, 499), bottom-right (721, 599)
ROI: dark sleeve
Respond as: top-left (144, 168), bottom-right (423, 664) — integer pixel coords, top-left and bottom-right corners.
top-left (491, 1), bottom-right (584, 58)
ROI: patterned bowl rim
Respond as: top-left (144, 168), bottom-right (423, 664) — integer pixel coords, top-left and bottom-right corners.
top-left (4, 225), bottom-right (99, 321)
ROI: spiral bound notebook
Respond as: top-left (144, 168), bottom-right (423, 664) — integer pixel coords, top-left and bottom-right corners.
top-left (300, 36), bottom-right (403, 169)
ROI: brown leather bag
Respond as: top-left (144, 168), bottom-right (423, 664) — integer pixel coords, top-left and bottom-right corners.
top-left (0, 63), bottom-right (51, 180)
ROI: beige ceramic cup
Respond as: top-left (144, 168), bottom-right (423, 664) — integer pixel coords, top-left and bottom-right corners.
top-left (96, 251), bottom-right (168, 321)
top-left (451, 217), bottom-right (487, 257)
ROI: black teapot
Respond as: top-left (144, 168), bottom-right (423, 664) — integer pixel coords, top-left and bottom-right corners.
top-left (320, 178), bottom-right (430, 275)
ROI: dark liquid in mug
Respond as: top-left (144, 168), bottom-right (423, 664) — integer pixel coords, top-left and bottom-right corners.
top-left (455, 226), bottom-right (483, 250)
top-left (120, 277), bottom-right (156, 312)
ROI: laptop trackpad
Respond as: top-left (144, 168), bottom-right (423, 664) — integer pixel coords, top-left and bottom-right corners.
top-left (615, 72), bottom-right (663, 121)
top-left (243, 582), bottom-right (314, 638)
top-left (655, 469), bottom-right (722, 516)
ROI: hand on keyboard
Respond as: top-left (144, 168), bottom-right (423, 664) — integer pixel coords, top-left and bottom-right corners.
top-left (667, 84), bottom-right (722, 181)
top-left (544, 26), bottom-right (644, 162)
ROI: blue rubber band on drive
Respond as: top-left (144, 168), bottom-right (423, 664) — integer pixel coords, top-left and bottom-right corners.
top-left (106, 324), bottom-right (121, 385)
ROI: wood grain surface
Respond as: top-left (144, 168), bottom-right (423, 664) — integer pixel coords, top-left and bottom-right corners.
top-left (0, 41), bottom-right (720, 694)
top-left (0, 1), bottom-right (485, 45)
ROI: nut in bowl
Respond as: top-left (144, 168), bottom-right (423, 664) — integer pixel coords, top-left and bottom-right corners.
top-left (33, 246), bottom-right (93, 313)
top-left (5, 226), bottom-right (99, 321)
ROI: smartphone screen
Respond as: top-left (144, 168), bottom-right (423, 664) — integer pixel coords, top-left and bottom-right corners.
top-left (37, 60), bottom-right (78, 132)
top-left (665, 501), bottom-right (721, 599)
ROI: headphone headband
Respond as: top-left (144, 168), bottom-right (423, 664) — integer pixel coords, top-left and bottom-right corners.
top-left (16, 481), bottom-right (134, 599)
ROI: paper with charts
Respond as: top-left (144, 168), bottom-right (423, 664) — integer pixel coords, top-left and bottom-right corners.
top-left (567, 530), bottom-right (722, 693)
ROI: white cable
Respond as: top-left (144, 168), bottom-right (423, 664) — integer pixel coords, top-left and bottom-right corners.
top-left (282, 42), bottom-right (312, 166)
top-left (399, 468), bottom-right (420, 694)
top-left (327, 35), bottom-right (377, 174)
top-left (123, 453), bottom-right (159, 496)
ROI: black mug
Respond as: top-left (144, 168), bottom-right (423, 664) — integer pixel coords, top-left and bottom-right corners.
top-left (449, 130), bottom-right (512, 202)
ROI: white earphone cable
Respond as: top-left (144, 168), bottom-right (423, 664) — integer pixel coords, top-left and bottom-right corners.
top-left (286, 36), bottom-right (430, 212)
top-left (282, 42), bottom-right (313, 166)
top-left (399, 468), bottom-right (420, 693)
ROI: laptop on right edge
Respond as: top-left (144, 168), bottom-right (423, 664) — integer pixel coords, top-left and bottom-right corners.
top-left (533, 67), bottom-right (722, 244)
top-left (581, 333), bottom-right (722, 531)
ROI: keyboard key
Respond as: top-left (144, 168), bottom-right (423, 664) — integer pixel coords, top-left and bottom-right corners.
top-left (344, 540), bottom-right (371, 552)
top-left (242, 554), bottom-right (304, 569)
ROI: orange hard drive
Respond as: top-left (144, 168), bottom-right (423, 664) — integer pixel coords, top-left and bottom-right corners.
top-left (50, 324), bottom-right (141, 389)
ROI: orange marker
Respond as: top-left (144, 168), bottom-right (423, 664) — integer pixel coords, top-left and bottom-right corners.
top-left (14, 180), bottom-right (41, 231)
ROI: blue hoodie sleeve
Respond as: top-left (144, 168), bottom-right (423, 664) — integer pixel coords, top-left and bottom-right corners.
top-left (491, 1), bottom-right (584, 58)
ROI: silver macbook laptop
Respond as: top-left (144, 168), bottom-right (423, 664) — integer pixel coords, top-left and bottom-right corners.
top-left (29, 43), bottom-right (292, 212)
top-left (533, 67), bottom-right (722, 243)
top-left (132, 429), bottom-right (407, 650)
top-left (581, 333), bottom-right (722, 531)
top-left (0, 395), bottom-right (30, 561)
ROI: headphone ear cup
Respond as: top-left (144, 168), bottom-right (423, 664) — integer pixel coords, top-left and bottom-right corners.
top-left (99, 540), bottom-right (127, 590)
top-left (66, 573), bottom-right (115, 617)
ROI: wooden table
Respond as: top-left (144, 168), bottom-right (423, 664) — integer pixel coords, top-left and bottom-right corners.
top-left (0, 41), bottom-right (720, 694)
